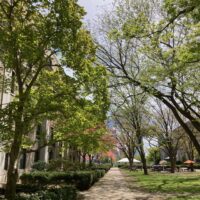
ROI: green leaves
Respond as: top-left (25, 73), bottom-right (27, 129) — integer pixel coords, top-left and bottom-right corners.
top-left (0, 0), bottom-right (110, 155)
top-left (123, 12), bottom-right (150, 38)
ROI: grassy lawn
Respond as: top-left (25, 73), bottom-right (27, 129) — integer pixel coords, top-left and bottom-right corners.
top-left (123, 170), bottom-right (200, 200)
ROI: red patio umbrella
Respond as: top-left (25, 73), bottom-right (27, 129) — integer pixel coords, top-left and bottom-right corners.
top-left (184, 160), bottom-right (195, 164)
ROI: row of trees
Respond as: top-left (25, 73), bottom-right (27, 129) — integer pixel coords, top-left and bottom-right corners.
top-left (94, 0), bottom-right (200, 174)
top-left (0, 1), bottom-right (112, 199)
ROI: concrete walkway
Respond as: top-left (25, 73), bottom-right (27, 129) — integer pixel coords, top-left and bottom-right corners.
top-left (78, 168), bottom-right (164, 200)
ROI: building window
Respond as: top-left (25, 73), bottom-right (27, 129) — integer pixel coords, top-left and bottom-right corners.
top-left (50, 127), bottom-right (54, 140)
top-left (34, 150), bottom-right (40, 162)
top-left (11, 71), bottom-right (15, 94)
top-left (49, 150), bottom-right (53, 161)
top-left (19, 151), bottom-right (26, 169)
top-left (4, 153), bottom-right (9, 170)
top-left (50, 127), bottom-right (56, 147)
top-left (36, 124), bottom-right (42, 140)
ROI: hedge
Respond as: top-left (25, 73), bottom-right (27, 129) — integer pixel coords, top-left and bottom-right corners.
top-left (95, 170), bottom-right (106, 179)
top-left (91, 164), bottom-right (111, 172)
top-left (15, 186), bottom-right (77, 200)
top-left (20, 169), bottom-right (107, 191)
top-left (16, 184), bottom-right (40, 193)
top-left (20, 171), bottom-right (51, 186)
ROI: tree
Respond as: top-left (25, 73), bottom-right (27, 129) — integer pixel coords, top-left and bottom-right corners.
top-left (150, 100), bottom-right (185, 173)
top-left (51, 64), bottom-right (110, 166)
top-left (147, 147), bottom-right (160, 165)
top-left (96, 0), bottom-right (200, 155)
top-left (0, 1), bottom-right (101, 199)
top-left (111, 127), bottom-right (136, 170)
top-left (110, 84), bottom-right (149, 174)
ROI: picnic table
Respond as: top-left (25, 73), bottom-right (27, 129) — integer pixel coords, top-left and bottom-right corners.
top-left (180, 167), bottom-right (188, 172)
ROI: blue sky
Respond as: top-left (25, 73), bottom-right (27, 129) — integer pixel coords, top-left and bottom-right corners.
top-left (78, 0), bottom-right (114, 21)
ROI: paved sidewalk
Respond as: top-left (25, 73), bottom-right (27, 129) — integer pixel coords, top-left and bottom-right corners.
top-left (78, 168), bottom-right (164, 200)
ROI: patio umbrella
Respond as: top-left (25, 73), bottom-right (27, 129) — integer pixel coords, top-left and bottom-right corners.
top-left (117, 158), bottom-right (141, 163)
top-left (184, 160), bottom-right (195, 172)
top-left (159, 160), bottom-right (167, 165)
top-left (184, 160), bottom-right (195, 164)
top-left (159, 160), bottom-right (167, 170)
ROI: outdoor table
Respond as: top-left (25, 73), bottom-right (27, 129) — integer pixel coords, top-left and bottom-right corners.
top-left (180, 167), bottom-right (188, 172)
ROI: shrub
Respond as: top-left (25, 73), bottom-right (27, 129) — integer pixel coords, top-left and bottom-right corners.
top-left (47, 159), bottom-right (83, 171)
top-left (73, 171), bottom-right (95, 190)
top-left (15, 186), bottom-right (77, 200)
top-left (95, 169), bottom-right (106, 179)
top-left (49, 171), bottom-right (74, 184)
top-left (46, 159), bottom-right (64, 171)
top-left (20, 170), bottom-right (106, 191)
top-left (32, 161), bottom-right (48, 171)
top-left (0, 188), bottom-right (4, 195)
top-left (48, 186), bottom-right (77, 200)
top-left (20, 171), bottom-right (50, 185)
top-left (91, 164), bottom-right (111, 172)
top-left (16, 184), bottom-right (40, 193)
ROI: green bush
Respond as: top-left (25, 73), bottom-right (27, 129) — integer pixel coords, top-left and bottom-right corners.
top-left (20, 171), bottom-right (50, 185)
top-left (15, 186), bottom-right (77, 200)
top-left (16, 184), bottom-right (40, 193)
top-left (73, 171), bottom-right (95, 190)
top-left (46, 159), bottom-right (64, 171)
top-left (20, 169), bottom-right (106, 191)
top-left (95, 169), bottom-right (106, 179)
top-left (47, 159), bottom-right (83, 171)
top-left (49, 171), bottom-right (74, 184)
top-left (20, 171), bottom-right (75, 186)
top-left (15, 193), bottom-right (40, 200)
top-left (32, 161), bottom-right (48, 171)
top-left (91, 164), bottom-right (111, 172)
top-left (48, 186), bottom-right (77, 200)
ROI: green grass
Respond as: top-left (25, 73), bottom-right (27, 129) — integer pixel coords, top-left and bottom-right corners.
top-left (124, 170), bottom-right (200, 200)
top-left (169, 196), bottom-right (200, 200)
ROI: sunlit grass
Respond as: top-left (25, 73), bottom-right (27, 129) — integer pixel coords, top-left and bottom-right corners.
top-left (124, 170), bottom-right (200, 200)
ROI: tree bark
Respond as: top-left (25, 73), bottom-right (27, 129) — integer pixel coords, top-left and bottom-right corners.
top-left (128, 158), bottom-right (134, 170)
top-left (161, 98), bottom-right (200, 155)
top-left (82, 153), bottom-right (86, 168)
top-left (89, 154), bottom-right (93, 166)
top-left (137, 133), bottom-right (148, 175)
top-left (5, 123), bottom-right (23, 200)
top-left (137, 144), bottom-right (148, 175)
top-left (140, 148), bottom-right (148, 175)
top-left (169, 156), bottom-right (176, 173)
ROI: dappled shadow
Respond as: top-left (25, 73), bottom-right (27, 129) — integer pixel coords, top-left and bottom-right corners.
top-left (148, 176), bottom-right (200, 194)
top-left (126, 171), bottom-right (200, 195)
top-left (78, 168), bottom-right (163, 200)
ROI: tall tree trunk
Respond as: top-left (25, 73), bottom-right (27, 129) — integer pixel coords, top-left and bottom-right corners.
top-left (89, 154), bottom-right (93, 166)
top-left (82, 153), bottom-right (86, 169)
top-left (128, 158), bottom-right (133, 170)
top-left (170, 156), bottom-right (176, 173)
top-left (161, 98), bottom-right (200, 155)
top-left (190, 163), bottom-right (194, 172)
top-left (5, 124), bottom-right (23, 200)
top-left (139, 148), bottom-right (148, 175)
top-left (129, 146), bottom-right (135, 170)
top-left (78, 150), bottom-right (81, 164)
top-left (137, 134), bottom-right (148, 175)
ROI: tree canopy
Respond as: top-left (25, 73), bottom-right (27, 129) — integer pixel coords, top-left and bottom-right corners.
top-left (96, 0), bottom-right (200, 155)
top-left (0, 1), bottom-right (110, 199)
